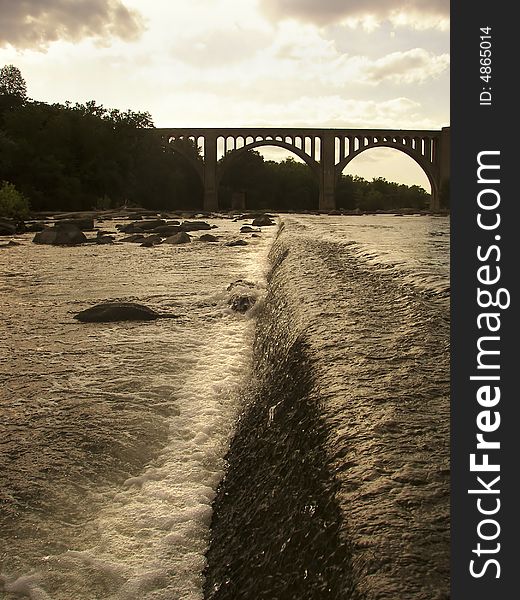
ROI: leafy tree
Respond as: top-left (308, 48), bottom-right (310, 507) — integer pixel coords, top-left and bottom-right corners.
top-left (0, 65), bottom-right (28, 100)
top-left (0, 181), bottom-right (30, 219)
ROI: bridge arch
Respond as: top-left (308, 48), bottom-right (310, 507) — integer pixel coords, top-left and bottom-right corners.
top-left (336, 142), bottom-right (439, 204)
top-left (164, 136), bottom-right (204, 183)
top-left (217, 139), bottom-right (320, 186)
top-left (218, 140), bottom-right (320, 210)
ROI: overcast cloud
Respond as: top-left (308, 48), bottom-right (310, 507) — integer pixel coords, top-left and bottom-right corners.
top-left (0, 0), bottom-right (144, 49)
top-left (261, 0), bottom-right (449, 28)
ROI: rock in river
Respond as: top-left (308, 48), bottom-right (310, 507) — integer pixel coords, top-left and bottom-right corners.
top-left (33, 225), bottom-right (87, 246)
top-left (163, 232), bottom-right (191, 244)
top-left (225, 239), bottom-right (248, 247)
top-left (74, 302), bottom-right (179, 322)
top-left (252, 215), bottom-right (276, 227)
top-left (199, 234), bottom-right (218, 242)
top-left (228, 294), bottom-right (257, 313)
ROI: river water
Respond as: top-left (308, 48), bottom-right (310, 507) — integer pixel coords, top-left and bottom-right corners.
top-left (0, 214), bottom-right (449, 600)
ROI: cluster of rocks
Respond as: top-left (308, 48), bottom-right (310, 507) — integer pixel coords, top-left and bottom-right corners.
top-left (29, 218), bottom-right (218, 247)
top-left (114, 219), bottom-right (217, 247)
top-left (2, 210), bottom-right (278, 248)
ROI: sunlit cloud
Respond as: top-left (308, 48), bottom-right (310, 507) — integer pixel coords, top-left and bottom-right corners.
top-left (260, 0), bottom-right (449, 30)
top-left (362, 48), bottom-right (450, 84)
top-left (0, 0), bottom-right (145, 50)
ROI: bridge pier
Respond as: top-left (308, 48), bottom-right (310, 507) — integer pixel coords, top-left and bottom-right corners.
top-left (320, 133), bottom-right (336, 211)
top-left (203, 133), bottom-right (219, 212)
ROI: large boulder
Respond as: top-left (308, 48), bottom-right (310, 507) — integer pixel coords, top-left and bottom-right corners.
top-left (74, 302), bottom-right (176, 322)
top-left (56, 217), bottom-right (94, 231)
top-left (163, 232), bottom-right (191, 244)
top-left (33, 225), bottom-right (87, 246)
top-left (251, 215), bottom-right (276, 227)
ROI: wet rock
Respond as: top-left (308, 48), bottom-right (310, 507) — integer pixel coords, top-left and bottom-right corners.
top-left (252, 215), bottom-right (276, 227)
top-left (225, 239), bottom-right (248, 247)
top-left (152, 225), bottom-right (181, 236)
top-left (140, 234), bottom-right (163, 247)
top-left (96, 235), bottom-right (115, 245)
top-left (240, 226), bottom-right (257, 233)
top-left (180, 221), bottom-right (212, 232)
top-left (138, 219), bottom-right (167, 231)
top-left (74, 302), bottom-right (178, 322)
top-left (119, 219), bottom-right (166, 233)
top-left (163, 232), bottom-right (191, 244)
top-left (228, 294), bottom-right (257, 314)
top-left (199, 234), bottom-right (218, 242)
top-left (0, 218), bottom-right (18, 235)
top-left (120, 234), bottom-right (146, 243)
top-left (0, 240), bottom-right (21, 248)
top-left (118, 223), bottom-right (143, 233)
top-left (33, 225), bottom-right (87, 246)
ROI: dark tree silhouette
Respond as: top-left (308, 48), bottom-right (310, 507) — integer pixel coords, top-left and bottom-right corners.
top-left (0, 65), bottom-right (28, 100)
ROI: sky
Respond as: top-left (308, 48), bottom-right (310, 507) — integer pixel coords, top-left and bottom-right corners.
top-left (0, 0), bottom-right (449, 189)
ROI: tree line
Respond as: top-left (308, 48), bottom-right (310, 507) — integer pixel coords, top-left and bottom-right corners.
top-left (219, 150), bottom-right (431, 211)
top-left (1, 64), bottom-right (434, 216)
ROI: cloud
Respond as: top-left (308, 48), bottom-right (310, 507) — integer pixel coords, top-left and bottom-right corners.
top-left (260, 0), bottom-right (449, 29)
top-left (164, 20), bottom-right (447, 92)
top-left (0, 0), bottom-right (144, 50)
top-left (169, 27), bottom-right (272, 67)
top-left (362, 48), bottom-right (449, 83)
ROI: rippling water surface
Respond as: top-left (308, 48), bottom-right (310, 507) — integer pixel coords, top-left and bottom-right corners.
top-left (1, 218), bottom-right (273, 600)
top-left (1, 214), bottom-right (449, 600)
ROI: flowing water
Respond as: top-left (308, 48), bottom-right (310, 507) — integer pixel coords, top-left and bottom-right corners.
top-left (0, 214), bottom-right (449, 600)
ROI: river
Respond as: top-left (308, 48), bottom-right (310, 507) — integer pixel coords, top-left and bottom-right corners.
top-left (0, 213), bottom-right (449, 600)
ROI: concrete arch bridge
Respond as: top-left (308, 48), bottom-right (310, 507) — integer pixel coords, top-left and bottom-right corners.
top-left (155, 127), bottom-right (450, 211)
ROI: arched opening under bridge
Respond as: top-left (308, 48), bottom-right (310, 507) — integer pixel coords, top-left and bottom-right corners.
top-left (164, 137), bottom-right (205, 210)
top-left (217, 141), bottom-right (319, 211)
top-left (336, 146), bottom-right (433, 212)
